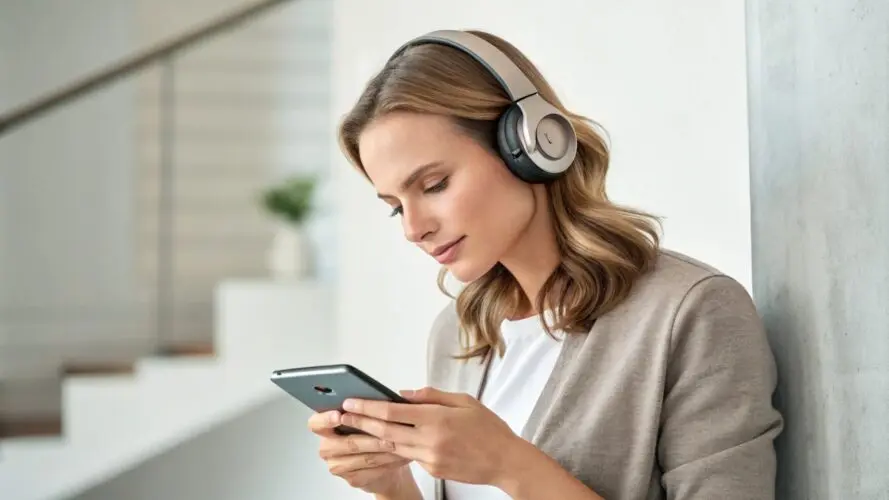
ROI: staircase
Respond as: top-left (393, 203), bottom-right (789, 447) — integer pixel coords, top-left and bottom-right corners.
top-left (0, 280), bottom-right (333, 500)
top-left (0, 0), bottom-right (335, 497)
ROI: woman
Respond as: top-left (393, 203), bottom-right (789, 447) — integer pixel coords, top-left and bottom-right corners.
top-left (308, 29), bottom-right (783, 500)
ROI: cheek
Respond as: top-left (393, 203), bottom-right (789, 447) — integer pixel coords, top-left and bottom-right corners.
top-left (459, 183), bottom-right (497, 218)
top-left (441, 172), bottom-right (534, 282)
top-left (456, 180), bottom-right (535, 255)
top-left (467, 181), bottom-right (534, 238)
top-left (436, 177), bottom-right (495, 227)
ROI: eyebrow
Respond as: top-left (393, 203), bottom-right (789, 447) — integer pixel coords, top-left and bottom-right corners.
top-left (376, 161), bottom-right (443, 199)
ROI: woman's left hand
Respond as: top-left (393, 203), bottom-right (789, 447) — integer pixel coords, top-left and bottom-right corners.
top-left (340, 386), bottom-right (523, 487)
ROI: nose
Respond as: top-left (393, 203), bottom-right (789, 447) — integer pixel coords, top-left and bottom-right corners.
top-left (402, 205), bottom-right (436, 243)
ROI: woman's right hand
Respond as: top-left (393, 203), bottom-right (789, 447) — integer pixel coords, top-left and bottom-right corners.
top-left (308, 410), bottom-right (415, 496)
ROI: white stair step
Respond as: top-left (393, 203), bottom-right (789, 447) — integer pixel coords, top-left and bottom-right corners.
top-left (0, 281), bottom-right (332, 500)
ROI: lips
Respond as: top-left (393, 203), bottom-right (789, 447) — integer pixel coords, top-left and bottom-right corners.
top-left (430, 237), bottom-right (465, 264)
top-left (430, 238), bottom-right (462, 257)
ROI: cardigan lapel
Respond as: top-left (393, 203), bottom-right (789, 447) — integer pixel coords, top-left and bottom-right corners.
top-left (436, 349), bottom-right (494, 500)
top-left (470, 349), bottom-right (495, 400)
top-left (520, 330), bottom-right (587, 442)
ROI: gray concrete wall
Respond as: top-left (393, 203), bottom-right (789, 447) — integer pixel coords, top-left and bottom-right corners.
top-left (745, 1), bottom-right (889, 498)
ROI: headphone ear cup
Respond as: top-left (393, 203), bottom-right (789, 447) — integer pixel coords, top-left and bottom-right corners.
top-left (496, 104), bottom-right (561, 184)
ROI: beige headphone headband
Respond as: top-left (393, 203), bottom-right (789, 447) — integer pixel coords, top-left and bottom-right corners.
top-left (388, 29), bottom-right (539, 103)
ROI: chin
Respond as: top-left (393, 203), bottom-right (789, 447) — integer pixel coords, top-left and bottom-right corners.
top-left (445, 259), bottom-right (497, 284)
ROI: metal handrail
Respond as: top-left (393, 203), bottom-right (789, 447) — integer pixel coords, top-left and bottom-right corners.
top-left (0, 0), bottom-right (294, 137)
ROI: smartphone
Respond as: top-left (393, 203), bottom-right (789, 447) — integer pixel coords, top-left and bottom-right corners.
top-left (270, 363), bottom-right (411, 435)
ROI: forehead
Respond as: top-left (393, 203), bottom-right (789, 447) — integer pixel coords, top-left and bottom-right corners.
top-left (358, 112), bottom-right (462, 189)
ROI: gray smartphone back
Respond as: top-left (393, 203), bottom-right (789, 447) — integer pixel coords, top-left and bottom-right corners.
top-left (270, 364), bottom-right (407, 435)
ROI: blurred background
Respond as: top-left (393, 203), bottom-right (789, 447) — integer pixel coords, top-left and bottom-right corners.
top-left (0, 0), bottom-right (886, 499)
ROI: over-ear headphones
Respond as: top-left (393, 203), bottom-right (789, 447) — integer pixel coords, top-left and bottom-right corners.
top-left (388, 30), bottom-right (578, 184)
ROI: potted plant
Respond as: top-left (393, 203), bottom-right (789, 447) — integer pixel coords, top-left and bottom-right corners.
top-left (259, 174), bottom-right (317, 279)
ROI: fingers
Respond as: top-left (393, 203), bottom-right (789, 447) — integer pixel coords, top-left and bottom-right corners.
top-left (336, 459), bottom-right (407, 490)
top-left (381, 442), bottom-right (430, 464)
top-left (318, 433), bottom-right (396, 459)
top-left (341, 413), bottom-right (419, 445)
top-left (400, 387), bottom-right (476, 407)
top-left (341, 389), bottom-right (475, 425)
top-left (342, 398), bottom-right (427, 425)
top-left (326, 452), bottom-right (409, 476)
top-left (308, 410), bottom-right (342, 437)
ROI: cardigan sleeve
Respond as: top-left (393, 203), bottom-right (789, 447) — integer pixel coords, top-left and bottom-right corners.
top-left (659, 275), bottom-right (784, 499)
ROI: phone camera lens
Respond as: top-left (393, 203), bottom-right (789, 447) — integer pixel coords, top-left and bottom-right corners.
top-left (314, 385), bottom-right (334, 395)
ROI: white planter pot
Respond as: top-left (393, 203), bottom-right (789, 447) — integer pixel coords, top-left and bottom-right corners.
top-left (267, 223), bottom-right (312, 279)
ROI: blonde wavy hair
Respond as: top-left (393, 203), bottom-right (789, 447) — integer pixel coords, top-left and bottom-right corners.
top-left (338, 30), bottom-right (662, 360)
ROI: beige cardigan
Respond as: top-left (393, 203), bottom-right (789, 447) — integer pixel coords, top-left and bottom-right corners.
top-left (425, 250), bottom-right (783, 500)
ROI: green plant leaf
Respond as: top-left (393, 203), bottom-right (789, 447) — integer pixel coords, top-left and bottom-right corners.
top-left (259, 175), bottom-right (317, 225)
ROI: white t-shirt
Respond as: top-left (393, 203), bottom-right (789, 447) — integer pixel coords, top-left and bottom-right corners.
top-left (411, 314), bottom-right (564, 499)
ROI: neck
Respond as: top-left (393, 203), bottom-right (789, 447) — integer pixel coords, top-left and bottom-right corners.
top-left (499, 193), bottom-right (560, 318)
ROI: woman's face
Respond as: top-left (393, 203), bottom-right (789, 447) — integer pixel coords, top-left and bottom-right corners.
top-left (359, 111), bottom-right (537, 283)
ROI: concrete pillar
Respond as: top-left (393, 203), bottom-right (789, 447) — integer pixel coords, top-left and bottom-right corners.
top-left (745, 1), bottom-right (889, 498)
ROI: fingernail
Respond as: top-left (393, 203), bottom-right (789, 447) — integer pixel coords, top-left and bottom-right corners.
top-left (402, 389), bottom-right (415, 397)
top-left (328, 412), bottom-right (340, 425)
top-left (343, 399), bottom-right (356, 411)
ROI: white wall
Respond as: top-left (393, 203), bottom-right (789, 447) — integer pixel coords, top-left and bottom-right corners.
top-left (331, 0), bottom-right (752, 402)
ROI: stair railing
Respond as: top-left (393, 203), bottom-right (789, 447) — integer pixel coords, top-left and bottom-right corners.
top-left (0, 0), bottom-right (326, 404)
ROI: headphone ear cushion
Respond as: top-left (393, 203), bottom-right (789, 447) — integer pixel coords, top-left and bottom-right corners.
top-left (496, 104), bottom-right (560, 184)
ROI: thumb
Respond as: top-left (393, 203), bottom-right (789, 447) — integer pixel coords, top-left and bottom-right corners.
top-left (400, 387), bottom-right (475, 407)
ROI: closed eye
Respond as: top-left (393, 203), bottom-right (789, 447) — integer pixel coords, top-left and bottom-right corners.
top-left (424, 177), bottom-right (449, 194)
top-left (388, 177), bottom-right (449, 218)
